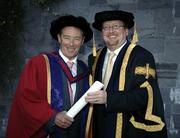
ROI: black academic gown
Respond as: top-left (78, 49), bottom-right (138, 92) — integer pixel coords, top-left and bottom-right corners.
top-left (88, 41), bottom-right (167, 138)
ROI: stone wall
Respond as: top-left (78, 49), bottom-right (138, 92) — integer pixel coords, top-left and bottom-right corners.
top-left (0, 0), bottom-right (180, 137)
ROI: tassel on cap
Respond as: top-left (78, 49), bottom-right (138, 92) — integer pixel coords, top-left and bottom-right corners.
top-left (131, 23), bottom-right (138, 44)
top-left (92, 34), bottom-right (97, 57)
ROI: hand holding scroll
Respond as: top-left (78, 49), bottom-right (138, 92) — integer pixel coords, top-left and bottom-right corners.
top-left (55, 111), bottom-right (74, 128)
top-left (66, 81), bottom-right (104, 118)
top-left (85, 90), bottom-right (107, 104)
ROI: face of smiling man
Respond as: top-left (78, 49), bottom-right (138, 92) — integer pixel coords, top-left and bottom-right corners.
top-left (57, 26), bottom-right (85, 60)
top-left (102, 20), bottom-right (128, 51)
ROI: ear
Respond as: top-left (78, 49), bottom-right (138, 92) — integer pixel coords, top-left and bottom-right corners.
top-left (57, 34), bottom-right (61, 43)
top-left (81, 36), bottom-right (85, 45)
top-left (125, 28), bottom-right (129, 36)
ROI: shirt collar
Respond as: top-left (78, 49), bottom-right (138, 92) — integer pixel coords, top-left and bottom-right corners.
top-left (107, 40), bottom-right (127, 56)
top-left (59, 49), bottom-right (77, 64)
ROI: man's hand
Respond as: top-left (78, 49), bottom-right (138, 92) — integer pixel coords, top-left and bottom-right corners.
top-left (55, 111), bottom-right (74, 128)
top-left (85, 90), bottom-right (107, 104)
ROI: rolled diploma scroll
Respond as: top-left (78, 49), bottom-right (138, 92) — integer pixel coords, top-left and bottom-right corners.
top-left (66, 81), bottom-right (104, 118)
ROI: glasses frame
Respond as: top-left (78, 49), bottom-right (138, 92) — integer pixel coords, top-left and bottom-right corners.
top-left (102, 25), bottom-right (125, 32)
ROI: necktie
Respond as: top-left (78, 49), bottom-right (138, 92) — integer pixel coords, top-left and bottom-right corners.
top-left (103, 52), bottom-right (116, 90)
top-left (67, 61), bottom-right (75, 105)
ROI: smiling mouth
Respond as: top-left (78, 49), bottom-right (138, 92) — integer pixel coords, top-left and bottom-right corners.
top-left (67, 48), bottom-right (76, 52)
top-left (109, 35), bottom-right (116, 39)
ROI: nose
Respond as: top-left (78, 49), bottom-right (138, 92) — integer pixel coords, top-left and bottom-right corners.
top-left (109, 27), bottom-right (114, 33)
top-left (70, 39), bottom-right (74, 46)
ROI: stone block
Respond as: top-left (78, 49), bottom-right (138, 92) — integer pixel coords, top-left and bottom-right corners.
top-left (137, 0), bottom-right (173, 10)
top-left (154, 9), bottom-right (174, 36)
top-left (107, 0), bottom-right (135, 5)
top-left (170, 87), bottom-right (180, 105)
top-left (172, 104), bottom-right (180, 114)
top-left (164, 37), bottom-right (180, 63)
top-left (165, 114), bottom-right (170, 128)
top-left (173, 22), bottom-right (180, 36)
top-left (90, 0), bottom-right (107, 6)
top-left (156, 63), bottom-right (178, 70)
top-left (158, 78), bottom-right (177, 88)
top-left (173, 114), bottom-right (180, 129)
top-left (157, 70), bottom-right (177, 79)
top-left (168, 115), bottom-right (179, 136)
top-left (153, 53), bottom-right (165, 63)
top-left (156, 63), bottom-right (178, 79)
top-left (175, 1), bottom-right (180, 18)
top-left (160, 87), bottom-right (171, 103)
top-left (168, 134), bottom-right (180, 138)
top-left (53, 0), bottom-right (90, 9)
top-left (176, 71), bottom-right (180, 87)
top-left (135, 10), bottom-right (154, 32)
top-left (165, 103), bottom-right (171, 115)
top-left (138, 37), bottom-right (164, 54)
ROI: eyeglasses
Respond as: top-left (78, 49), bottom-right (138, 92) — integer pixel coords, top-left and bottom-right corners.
top-left (102, 25), bottom-right (124, 32)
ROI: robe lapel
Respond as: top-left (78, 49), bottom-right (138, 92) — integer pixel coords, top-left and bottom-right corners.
top-left (73, 60), bottom-right (85, 104)
top-left (107, 41), bottom-right (130, 91)
top-left (61, 70), bottom-right (72, 109)
top-left (94, 48), bottom-right (107, 82)
top-left (94, 42), bottom-right (130, 91)
top-left (50, 52), bottom-right (88, 83)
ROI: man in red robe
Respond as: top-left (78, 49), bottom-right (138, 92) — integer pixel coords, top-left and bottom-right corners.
top-left (6, 15), bottom-right (92, 138)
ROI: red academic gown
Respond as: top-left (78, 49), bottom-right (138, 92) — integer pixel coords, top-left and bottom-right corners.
top-left (6, 55), bottom-right (56, 138)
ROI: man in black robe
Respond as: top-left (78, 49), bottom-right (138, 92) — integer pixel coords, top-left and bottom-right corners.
top-left (85, 10), bottom-right (167, 138)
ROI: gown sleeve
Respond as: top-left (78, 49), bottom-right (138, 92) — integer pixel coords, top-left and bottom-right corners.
top-left (107, 48), bottom-right (165, 132)
top-left (6, 55), bottom-right (56, 138)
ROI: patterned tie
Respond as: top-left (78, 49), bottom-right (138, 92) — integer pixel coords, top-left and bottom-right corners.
top-left (103, 52), bottom-right (116, 90)
top-left (67, 61), bottom-right (75, 105)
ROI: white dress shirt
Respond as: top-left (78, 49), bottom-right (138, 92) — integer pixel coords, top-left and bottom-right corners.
top-left (59, 49), bottom-right (77, 100)
top-left (102, 41), bottom-right (127, 81)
